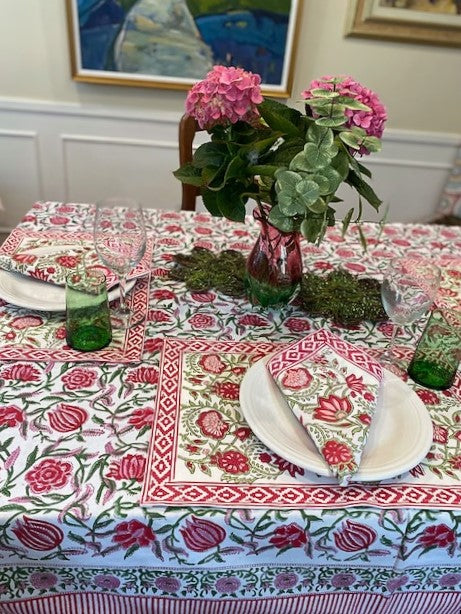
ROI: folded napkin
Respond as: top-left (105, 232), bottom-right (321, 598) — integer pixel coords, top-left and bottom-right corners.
top-left (267, 329), bottom-right (383, 485)
top-left (0, 243), bottom-right (118, 288)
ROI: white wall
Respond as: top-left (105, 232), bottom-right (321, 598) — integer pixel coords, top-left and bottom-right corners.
top-left (0, 0), bottom-right (460, 230)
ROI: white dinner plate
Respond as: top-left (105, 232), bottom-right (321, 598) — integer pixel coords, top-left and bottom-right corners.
top-left (0, 270), bottom-right (135, 312)
top-left (239, 355), bottom-right (433, 482)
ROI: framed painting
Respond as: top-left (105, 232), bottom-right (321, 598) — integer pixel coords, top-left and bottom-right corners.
top-left (66, 0), bottom-right (302, 97)
top-left (345, 0), bottom-right (461, 47)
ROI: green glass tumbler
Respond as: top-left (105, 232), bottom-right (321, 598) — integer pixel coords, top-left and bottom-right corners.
top-left (408, 308), bottom-right (461, 390)
top-left (66, 270), bottom-right (112, 352)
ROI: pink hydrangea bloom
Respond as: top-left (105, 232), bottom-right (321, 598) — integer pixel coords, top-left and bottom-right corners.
top-left (302, 76), bottom-right (387, 154)
top-left (186, 65), bottom-right (263, 129)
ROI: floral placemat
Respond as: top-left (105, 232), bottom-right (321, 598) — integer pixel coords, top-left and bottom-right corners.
top-left (0, 229), bottom-right (153, 287)
top-left (0, 276), bottom-right (150, 363)
top-left (141, 337), bottom-right (461, 509)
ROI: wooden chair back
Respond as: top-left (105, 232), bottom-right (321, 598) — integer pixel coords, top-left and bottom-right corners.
top-left (179, 114), bottom-right (201, 211)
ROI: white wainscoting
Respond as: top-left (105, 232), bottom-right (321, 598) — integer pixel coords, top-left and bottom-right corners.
top-left (0, 98), bottom-right (459, 232)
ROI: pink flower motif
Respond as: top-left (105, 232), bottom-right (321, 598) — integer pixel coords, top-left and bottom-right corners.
top-left (313, 394), bottom-right (353, 423)
top-left (269, 523), bottom-right (307, 549)
top-left (274, 572), bottom-right (298, 589)
top-left (331, 573), bottom-right (356, 588)
top-left (322, 440), bottom-right (353, 467)
top-left (49, 216), bottom-right (70, 225)
top-left (180, 516), bottom-right (226, 552)
top-left (25, 459), bottom-right (72, 494)
top-left (386, 575), bottom-right (409, 592)
top-left (106, 454), bottom-right (146, 482)
top-left (0, 405), bottom-right (24, 427)
top-left (416, 389), bottom-right (440, 405)
top-left (191, 291), bottom-right (216, 303)
top-left (281, 367), bottom-right (312, 390)
top-left (186, 65), bottom-right (263, 129)
top-left (189, 314), bottom-right (216, 329)
top-left (197, 410), bottom-right (229, 439)
top-left (29, 572), bottom-right (58, 589)
top-left (113, 520), bottom-right (155, 548)
top-left (94, 575), bottom-right (121, 589)
top-left (417, 524), bottom-right (455, 548)
top-left (155, 577), bottom-right (181, 592)
top-left (334, 520), bottom-right (377, 552)
top-left (129, 407), bottom-right (154, 429)
top-left (302, 75), bottom-right (387, 155)
top-left (212, 381), bottom-right (240, 400)
top-left (212, 450), bottom-right (250, 474)
top-left (199, 354), bottom-right (227, 374)
top-left (1, 364), bottom-right (41, 381)
top-left (284, 317), bottom-right (311, 333)
top-left (433, 425), bottom-right (448, 444)
top-left (127, 366), bottom-right (159, 384)
top-left (13, 516), bottom-right (64, 551)
top-left (55, 255), bottom-right (80, 268)
top-left (345, 374), bottom-right (367, 395)
top-left (62, 368), bottom-right (97, 390)
top-left (48, 404), bottom-right (88, 432)
top-left (238, 314), bottom-right (269, 327)
top-left (10, 316), bottom-right (43, 330)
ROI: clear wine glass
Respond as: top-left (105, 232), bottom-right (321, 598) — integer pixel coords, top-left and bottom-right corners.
top-left (380, 257), bottom-right (441, 373)
top-left (93, 197), bottom-right (146, 329)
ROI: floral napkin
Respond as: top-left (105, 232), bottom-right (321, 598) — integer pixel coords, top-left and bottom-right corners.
top-left (0, 243), bottom-right (115, 286)
top-left (266, 329), bottom-right (383, 485)
top-left (0, 231), bottom-right (152, 289)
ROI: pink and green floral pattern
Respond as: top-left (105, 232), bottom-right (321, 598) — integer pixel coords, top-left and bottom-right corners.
top-left (0, 201), bottom-right (460, 611)
top-left (0, 229), bottom-right (153, 288)
top-left (267, 330), bottom-right (383, 485)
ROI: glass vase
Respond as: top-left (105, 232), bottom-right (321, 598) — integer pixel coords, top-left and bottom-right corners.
top-left (245, 207), bottom-right (303, 307)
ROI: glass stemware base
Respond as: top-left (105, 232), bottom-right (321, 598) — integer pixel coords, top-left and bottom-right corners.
top-left (110, 294), bottom-right (145, 330)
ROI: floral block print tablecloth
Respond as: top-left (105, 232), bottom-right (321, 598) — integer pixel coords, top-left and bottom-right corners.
top-left (0, 230), bottom-right (154, 363)
top-left (0, 201), bottom-right (461, 614)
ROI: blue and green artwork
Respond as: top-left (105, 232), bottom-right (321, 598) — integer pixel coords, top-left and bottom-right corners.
top-left (74, 0), bottom-right (296, 87)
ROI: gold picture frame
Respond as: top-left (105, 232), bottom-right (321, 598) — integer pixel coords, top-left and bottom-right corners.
top-left (66, 0), bottom-right (302, 97)
top-left (345, 0), bottom-right (461, 47)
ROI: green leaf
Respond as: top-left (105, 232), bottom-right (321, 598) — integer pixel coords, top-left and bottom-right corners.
top-left (277, 192), bottom-right (305, 216)
top-left (25, 446), bottom-right (38, 470)
top-left (362, 136), bottom-right (382, 153)
top-left (240, 134), bottom-right (282, 157)
top-left (315, 116), bottom-right (347, 128)
top-left (308, 198), bottom-right (327, 214)
top-left (267, 205), bottom-right (296, 232)
top-left (339, 131), bottom-right (364, 150)
top-left (258, 99), bottom-right (302, 138)
top-left (303, 142), bottom-right (332, 169)
top-left (306, 124), bottom-right (334, 148)
top-left (342, 207), bottom-right (355, 236)
top-left (308, 88), bottom-right (340, 99)
top-left (296, 178), bottom-right (320, 204)
top-left (173, 164), bottom-right (203, 187)
top-left (346, 171), bottom-right (382, 211)
top-left (357, 224), bottom-right (368, 252)
top-left (201, 188), bottom-right (222, 216)
top-left (301, 217), bottom-right (324, 243)
top-left (124, 543), bottom-right (140, 559)
top-left (356, 161), bottom-right (372, 178)
top-left (331, 149), bottom-right (350, 180)
top-left (335, 95), bottom-right (370, 111)
top-left (216, 183), bottom-right (247, 222)
top-left (275, 169), bottom-right (302, 195)
top-left (312, 167), bottom-right (342, 195)
top-left (193, 142), bottom-right (228, 168)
